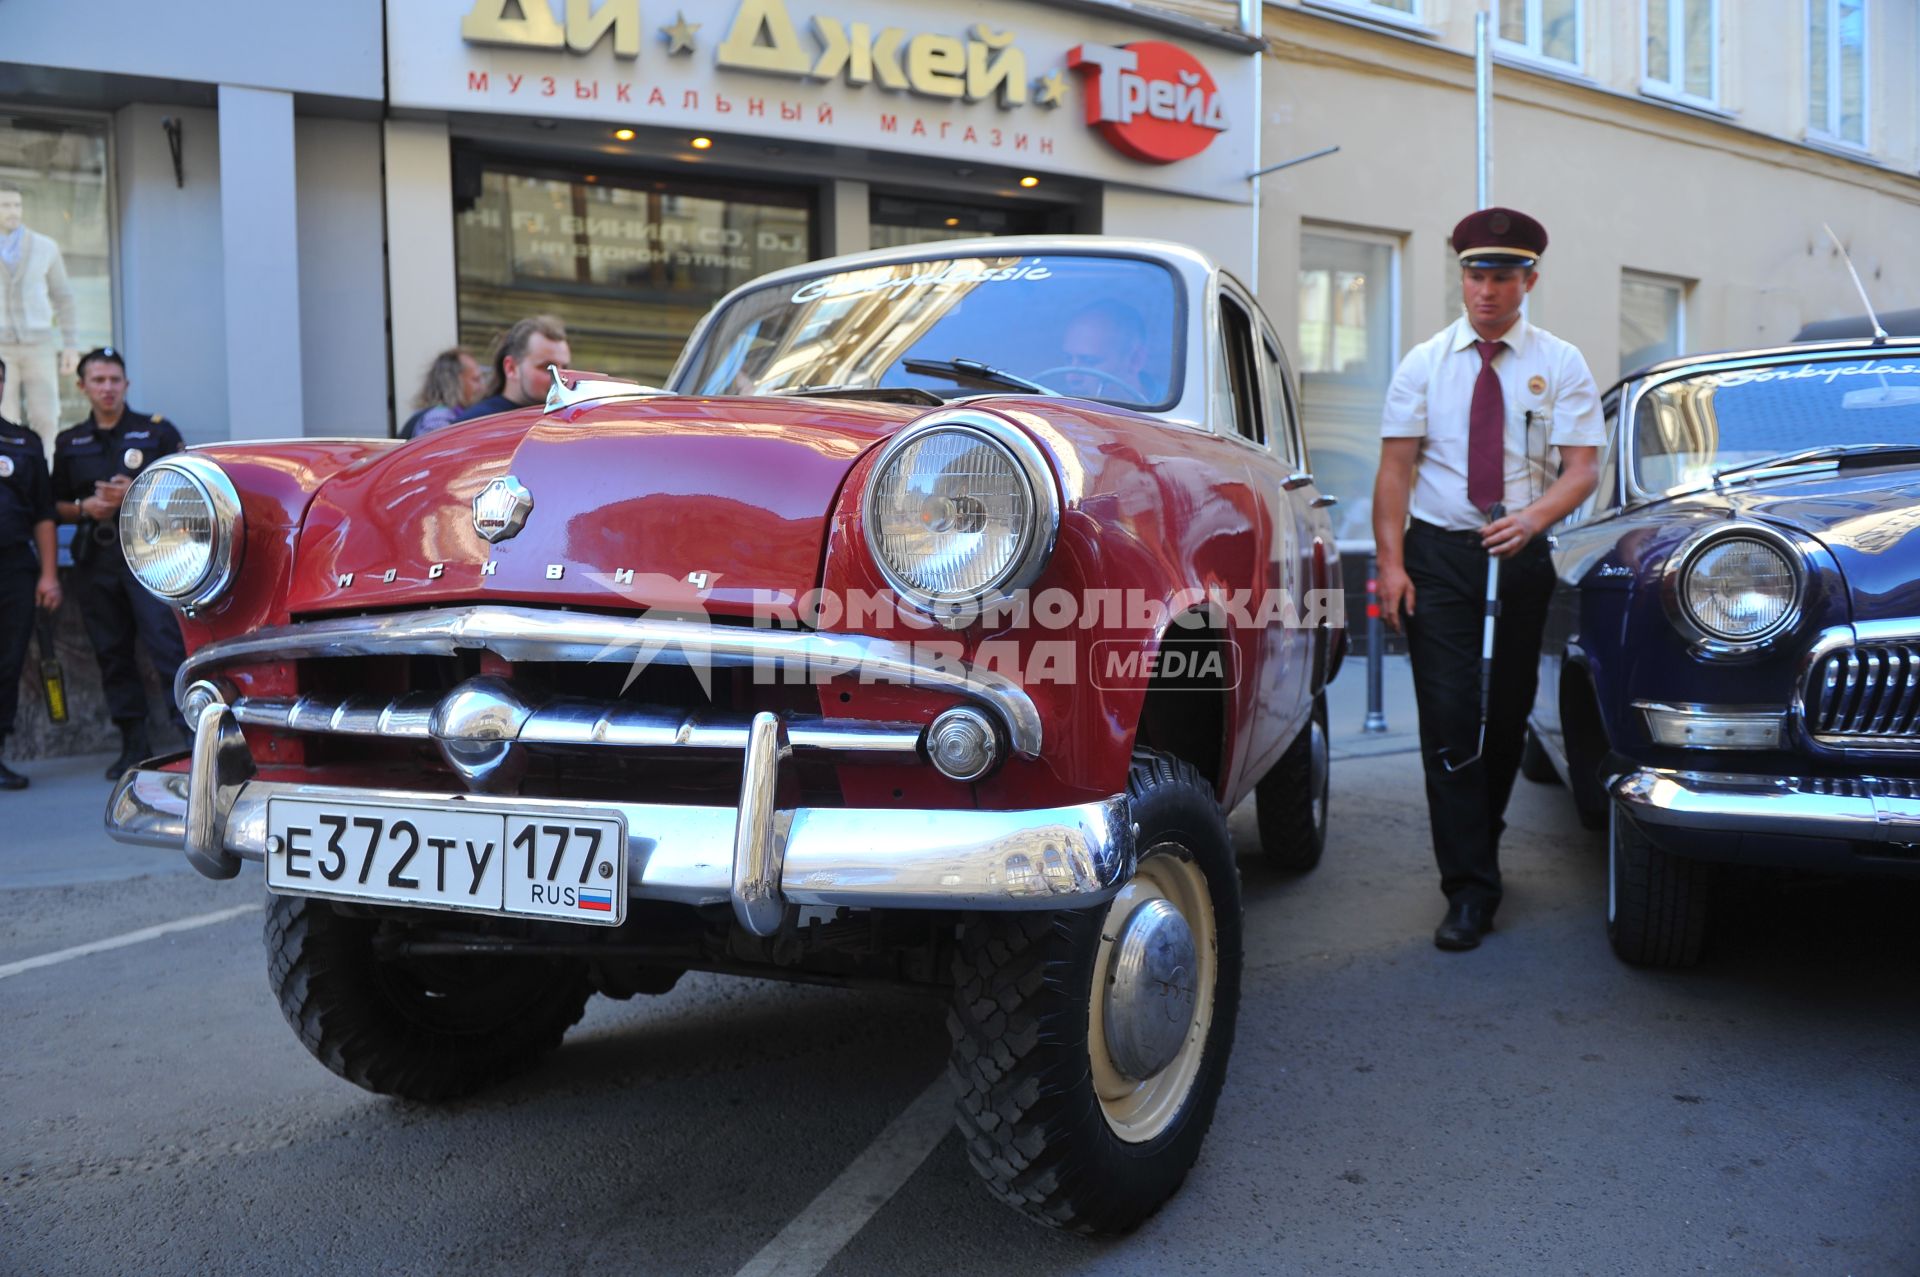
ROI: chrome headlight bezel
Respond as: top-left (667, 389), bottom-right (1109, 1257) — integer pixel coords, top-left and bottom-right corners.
top-left (1660, 521), bottom-right (1805, 657)
top-left (860, 411), bottom-right (1061, 627)
top-left (118, 454), bottom-right (245, 612)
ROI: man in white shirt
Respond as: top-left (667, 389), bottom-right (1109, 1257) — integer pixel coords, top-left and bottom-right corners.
top-left (1371, 207), bottom-right (1604, 951)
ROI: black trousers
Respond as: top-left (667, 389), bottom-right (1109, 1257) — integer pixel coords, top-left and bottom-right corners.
top-left (1402, 521), bottom-right (1554, 911)
top-left (0, 544), bottom-right (36, 738)
top-left (73, 551), bottom-right (188, 731)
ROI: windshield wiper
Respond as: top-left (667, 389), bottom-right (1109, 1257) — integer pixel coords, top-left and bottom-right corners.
top-left (901, 358), bottom-right (1059, 396)
top-left (1711, 443), bottom-right (1920, 485)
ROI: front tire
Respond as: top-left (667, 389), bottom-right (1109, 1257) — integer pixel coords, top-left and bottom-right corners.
top-left (1255, 694), bottom-right (1330, 872)
top-left (947, 751), bottom-right (1242, 1234)
top-left (265, 895), bottom-right (594, 1101)
top-left (1607, 800), bottom-right (1712, 968)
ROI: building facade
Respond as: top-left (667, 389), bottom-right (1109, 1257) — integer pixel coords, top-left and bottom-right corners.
top-left (1, 0), bottom-right (1917, 755)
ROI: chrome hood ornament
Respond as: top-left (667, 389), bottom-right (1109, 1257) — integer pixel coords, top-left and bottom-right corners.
top-left (473, 475), bottom-right (534, 543)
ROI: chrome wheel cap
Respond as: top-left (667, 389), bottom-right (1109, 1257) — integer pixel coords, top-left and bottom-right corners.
top-left (1102, 898), bottom-right (1199, 1080)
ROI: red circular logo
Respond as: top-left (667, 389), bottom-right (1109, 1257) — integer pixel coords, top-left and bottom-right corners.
top-left (1068, 41), bottom-right (1227, 165)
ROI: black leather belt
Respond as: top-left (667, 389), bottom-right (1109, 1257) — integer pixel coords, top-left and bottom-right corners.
top-left (1408, 518), bottom-right (1488, 544)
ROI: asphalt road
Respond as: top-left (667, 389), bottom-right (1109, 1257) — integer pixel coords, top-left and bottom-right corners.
top-left (3, 665), bottom-right (1917, 1275)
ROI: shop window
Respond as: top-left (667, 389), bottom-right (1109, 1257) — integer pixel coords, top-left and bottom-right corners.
top-left (1299, 229), bottom-right (1398, 544)
top-left (868, 193), bottom-right (1063, 251)
top-left (1497, 0), bottom-right (1582, 68)
top-left (0, 113), bottom-right (114, 451)
top-left (1620, 271), bottom-right (1687, 377)
top-left (1808, 0), bottom-right (1868, 148)
top-left (454, 160), bottom-right (812, 387)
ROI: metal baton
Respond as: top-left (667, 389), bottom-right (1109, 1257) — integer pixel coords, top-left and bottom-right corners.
top-left (1439, 502), bottom-right (1505, 773)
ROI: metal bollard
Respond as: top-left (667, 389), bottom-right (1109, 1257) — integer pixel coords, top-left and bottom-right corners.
top-left (1364, 554), bottom-right (1388, 733)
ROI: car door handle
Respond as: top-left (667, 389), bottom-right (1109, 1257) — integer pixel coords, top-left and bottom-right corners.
top-left (1282, 472), bottom-right (1314, 491)
top-left (1310, 494), bottom-right (1339, 508)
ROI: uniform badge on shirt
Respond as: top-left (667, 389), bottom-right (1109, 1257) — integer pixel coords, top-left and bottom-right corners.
top-left (0, 455), bottom-right (13, 478)
top-left (1527, 375), bottom-right (1547, 396)
top-left (123, 448), bottom-right (144, 469)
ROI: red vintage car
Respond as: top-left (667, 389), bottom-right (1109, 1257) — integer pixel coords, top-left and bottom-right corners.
top-left (106, 237), bottom-right (1343, 1233)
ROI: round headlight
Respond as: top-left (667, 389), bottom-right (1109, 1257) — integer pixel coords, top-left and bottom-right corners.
top-left (1680, 534), bottom-right (1798, 640)
top-left (863, 415), bottom-right (1058, 617)
top-left (119, 456), bottom-right (243, 609)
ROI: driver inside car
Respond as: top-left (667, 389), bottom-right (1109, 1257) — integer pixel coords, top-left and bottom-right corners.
top-left (1057, 300), bottom-right (1156, 402)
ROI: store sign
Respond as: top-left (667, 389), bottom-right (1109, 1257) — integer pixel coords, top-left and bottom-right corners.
top-left (400, 0), bottom-right (1257, 200)
top-left (1067, 41), bottom-right (1227, 164)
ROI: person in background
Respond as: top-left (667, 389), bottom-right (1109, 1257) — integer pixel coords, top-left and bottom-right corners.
top-left (455, 316), bottom-right (571, 422)
top-left (1371, 207), bottom-right (1603, 952)
top-left (401, 347), bottom-right (484, 440)
top-left (0, 355), bottom-right (63, 790)
top-left (50, 347), bottom-right (188, 781)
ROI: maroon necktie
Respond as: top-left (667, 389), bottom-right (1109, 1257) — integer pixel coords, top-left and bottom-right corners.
top-left (1468, 339), bottom-right (1506, 515)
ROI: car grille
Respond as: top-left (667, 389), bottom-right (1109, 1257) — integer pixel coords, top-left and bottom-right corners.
top-left (1805, 642), bottom-right (1920, 745)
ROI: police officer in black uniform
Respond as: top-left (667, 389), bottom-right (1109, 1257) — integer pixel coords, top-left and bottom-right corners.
top-left (0, 355), bottom-right (63, 789)
top-left (51, 348), bottom-right (188, 780)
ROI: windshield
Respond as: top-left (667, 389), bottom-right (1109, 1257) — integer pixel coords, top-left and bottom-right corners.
top-left (677, 253), bottom-right (1182, 410)
top-left (1633, 352), bottom-right (1920, 492)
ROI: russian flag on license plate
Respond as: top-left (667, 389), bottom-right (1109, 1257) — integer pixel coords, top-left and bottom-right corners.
top-left (579, 889), bottom-right (613, 912)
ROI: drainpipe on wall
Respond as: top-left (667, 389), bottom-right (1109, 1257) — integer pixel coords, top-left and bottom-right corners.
top-left (1241, 0), bottom-right (1262, 290)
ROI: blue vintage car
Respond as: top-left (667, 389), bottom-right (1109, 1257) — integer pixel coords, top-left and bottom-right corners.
top-left (1525, 335), bottom-right (1920, 967)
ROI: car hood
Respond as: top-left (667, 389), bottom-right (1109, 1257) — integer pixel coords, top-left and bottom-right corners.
top-left (1720, 465), bottom-right (1920, 622)
top-left (285, 396), bottom-right (922, 618)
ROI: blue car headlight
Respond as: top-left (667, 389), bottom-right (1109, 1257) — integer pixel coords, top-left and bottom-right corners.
top-left (1662, 523), bottom-right (1804, 653)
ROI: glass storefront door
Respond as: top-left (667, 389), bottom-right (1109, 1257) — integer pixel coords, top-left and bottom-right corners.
top-left (454, 158), bottom-right (813, 386)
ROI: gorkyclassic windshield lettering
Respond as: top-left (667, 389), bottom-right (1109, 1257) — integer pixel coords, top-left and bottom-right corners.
top-left (103, 236), bottom-right (1343, 1232)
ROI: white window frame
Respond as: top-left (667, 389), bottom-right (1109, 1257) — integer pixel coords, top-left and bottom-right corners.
top-left (1641, 0), bottom-right (1720, 108)
top-left (1806, 0), bottom-right (1871, 151)
top-left (1496, 0), bottom-right (1583, 71)
top-left (1299, 0), bottom-right (1426, 34)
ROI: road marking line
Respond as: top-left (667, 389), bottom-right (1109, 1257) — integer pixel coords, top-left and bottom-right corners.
top-left (0, 903), bottom-right (261, 981)
top-left (732, 1077), bottom-right (954, 1277)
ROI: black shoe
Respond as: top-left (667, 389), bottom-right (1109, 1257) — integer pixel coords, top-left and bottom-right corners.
top-left (105, 723), bottom-right (152, 782)
top-left (1434, 899), bottom-right (1494, 951)
top-left (0, 759), bottom-right (26, 791)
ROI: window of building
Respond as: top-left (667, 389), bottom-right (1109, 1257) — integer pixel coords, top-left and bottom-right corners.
top-left (1497, 0), bottom-right (1582, 68)
top-left (0, 112), bottom-right (114, 449)
top-left (1645, 0), bottom-right (1717, 104)
top-left (1299, 228), bottom-right (1399, 545)
top-left (1808, 0), bottom-right (1868, 148)
top-left (868, 193), bottom-right (1063, 250)
top-left (453, 158), bottom-right (813, 387)
top-left (1304, 0), bottom-right (1421, 27)
top-left (1620, 271), bottom-right (1687, 377)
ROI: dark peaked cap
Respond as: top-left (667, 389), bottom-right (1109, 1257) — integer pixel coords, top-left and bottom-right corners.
top-left (1450, 207), bottom-right (1548, 268)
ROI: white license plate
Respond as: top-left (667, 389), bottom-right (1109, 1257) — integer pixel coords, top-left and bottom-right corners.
top-left (265, 798), bottom-right (626, 926)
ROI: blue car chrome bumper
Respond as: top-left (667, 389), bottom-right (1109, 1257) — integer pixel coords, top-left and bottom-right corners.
top-left (1612, 768), bottom-right (1920, 870)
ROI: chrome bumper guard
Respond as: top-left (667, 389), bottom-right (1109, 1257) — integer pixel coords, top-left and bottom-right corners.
top-left (108, 705), bottom-right (1133, 933)
top-left (1612, 768), bottom-right (1920, 843)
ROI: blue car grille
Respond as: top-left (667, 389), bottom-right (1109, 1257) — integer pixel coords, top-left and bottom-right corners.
top-left (1806, 643), bottom-right (1920, 744)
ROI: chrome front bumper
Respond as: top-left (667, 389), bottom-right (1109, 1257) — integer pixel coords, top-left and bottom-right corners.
top-left (1612, 768), bottom-right (1920, 843)
top-left (107, 705), bottom-right (1134, 932)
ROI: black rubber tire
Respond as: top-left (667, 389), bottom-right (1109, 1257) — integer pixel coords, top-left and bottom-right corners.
top-left (1255, 694), bottom-right (1329, 873)
top-left (1606, 800), bottom-right (1712, 968)
top-left (1519, 727), bottom-right (1559, 785)
top-left (265, 894), bottom-right (594, 1101)
top-left (946, 751), bottom-right (1243, 1235)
